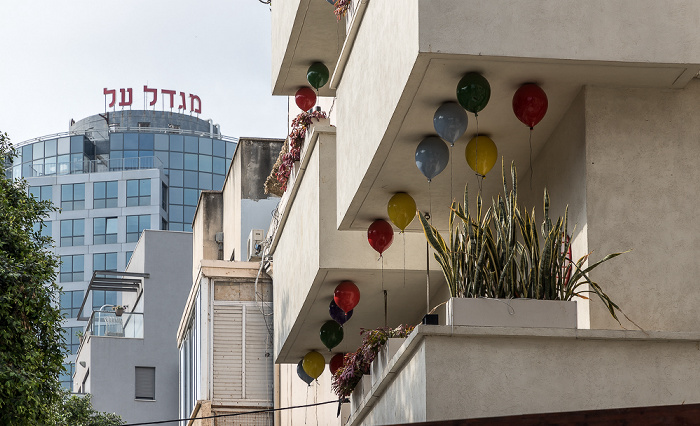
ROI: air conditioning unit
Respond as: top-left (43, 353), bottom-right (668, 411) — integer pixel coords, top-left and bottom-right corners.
top-left (247, 229), bottom-right (265, 261)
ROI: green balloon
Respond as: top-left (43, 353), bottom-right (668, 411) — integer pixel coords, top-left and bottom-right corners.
top-left (320, 320), bottom-right (343, 350)
top-left (307, 62), bottom-right (330, 90)
top-left (456, 72), bottom-right (491, 115)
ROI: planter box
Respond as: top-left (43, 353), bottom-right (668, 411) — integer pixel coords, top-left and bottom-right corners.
top-left (371, 338), bottom-right (405, 387)
top-left (445, 298), bottom-right (577, 329)
top-left (350, 373), bottom-right (372, 413)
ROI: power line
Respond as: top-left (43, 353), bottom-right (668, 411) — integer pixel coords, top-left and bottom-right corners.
top-left (121, 399), bottom-right (345, 426)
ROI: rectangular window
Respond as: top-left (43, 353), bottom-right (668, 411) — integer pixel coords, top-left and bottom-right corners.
top-left (59, 363), bottom-right (75, 391)
top-left (60, 255), bottom-right (84, 282)
top-left (32, 221), bottom-right (52, 241)
top-left (60, 219), bottom-right (84, 247)
top-left (162, 183), bottom-right (168, 210)
top-left (135, 367), bottom-right (156, 400)
top-left (92, 290), bottom-right (118, 310)
top-left (127, 179), bottom-right (151, 207)
top-left (60, 290), bottom-right (84, 318)
top-left (62, 327), bottom-right (83, 355)
top-left (126, 215), bottom-right (150, 242)
top-left (93, 252), bottom-right (118, 272)
top-left (61, 183), bottom-right (85, 211)
top-left (93, 217), bottom-right (118, 244)
top-left (29, 185), bottom-right (52, 202)
top-left (93, 181), bottom-right (118, 209)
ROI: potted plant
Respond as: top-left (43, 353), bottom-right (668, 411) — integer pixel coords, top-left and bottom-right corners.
top-left (419, 162), bottom-right (633, 328)
top-left (113, 305), bottom-right (127, 317)
top-left (332, 325), bottom-right (414, 411)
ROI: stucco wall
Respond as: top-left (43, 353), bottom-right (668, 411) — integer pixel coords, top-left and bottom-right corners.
top-left (585, 81), bottom-right (700, 332)
top-left (277, 363), bottom-right (341, 426)
top-left (335, 0), bottom-right (420, 228)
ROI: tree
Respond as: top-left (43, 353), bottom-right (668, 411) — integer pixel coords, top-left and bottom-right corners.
top-left (0, 133), bottom-right (123, 425)
top-left (52, 391), bottom-right (125, 426)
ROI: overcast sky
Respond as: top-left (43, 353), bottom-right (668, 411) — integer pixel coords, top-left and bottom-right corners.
top-left (0, 0), bottom-right (288, 144)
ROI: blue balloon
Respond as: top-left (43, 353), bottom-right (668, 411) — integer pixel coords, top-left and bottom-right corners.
top-left (330, 300), bottom-right (353, 325)
top-left (433, 102), bottom-right (468, 146)
top-left (415, 137), bottom-right (449, 182)
top-left (297, 360), bottom-right (314, 386)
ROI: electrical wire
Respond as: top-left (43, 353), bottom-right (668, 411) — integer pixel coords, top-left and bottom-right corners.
top-left (121, 399), bottom-right (344, 426)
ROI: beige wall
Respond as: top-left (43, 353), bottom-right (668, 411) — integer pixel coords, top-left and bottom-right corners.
top-left (585, 80), bottom-right (700, 332)
top-left (276, 363), bottom-right (342, 426)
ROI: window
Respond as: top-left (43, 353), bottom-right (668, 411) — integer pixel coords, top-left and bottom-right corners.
top-left (61, 183), bottom-right (85, 210)
top-left (93, 252), bottom-right (118, 272)
top-left (28, 185), bottom-right (52, 202)
top-left (137, 122), bottom-right (150, 128)
top-left (62, 327), bottom-right (83, 355)
top-left (93, 181), bottom-right (118, 208)
top-left (32, 221), bottom-right (52, 241)
top-left (161, 183), bottom-right (168, 210)
top-left (60, 255), bottom-right (84, 282)
top-left (126, 215), bottom-right (150, 242)
top-left (60, 219), bottom-right (84, 246)
top-left (126, 251), bottom-right (133, 265)
top-left (127, 179), bottom-right (150, 207)
top-left (60, 290), bottom-right (84, 318)
top-left (135, 367), bottom-right (155, 400)
top-left (93, 217), bottom-right (118, 244)
top-left (92, 290), bottom-right (118, 310)
top-left (60, 363), bottom-right (75, 390)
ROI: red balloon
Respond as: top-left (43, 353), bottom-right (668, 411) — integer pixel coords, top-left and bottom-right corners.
top-left (329, 353), bottom-right (345, 376)
top-left (295, 87), bottom-right (317, 111)
top-left (512, 83), bottom-right (548, 129)
top-left (368, 219), bottom-right (394, 255)
top-left (334, 281), bottom-right (360, 313)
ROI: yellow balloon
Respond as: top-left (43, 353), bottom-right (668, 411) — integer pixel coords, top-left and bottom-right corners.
top-left (387, 192), bottom-right (416, 231)
top-left (302, 351), bottom-right (325, 379)
top-left (465, 136), bottom-right (497, 176)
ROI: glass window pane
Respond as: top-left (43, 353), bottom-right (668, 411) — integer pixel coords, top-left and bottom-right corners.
top-left (61, 256), bottom-right (72, 272)
top-left (226, 142), bottom-right (236, 158)
top-left (127, 180), bottom-right (138, 197)
top-left (106, 218), bottom-right (118, 234)
top-left (107, 181), bottom-right (118, 198)
top-left (184, 154), bottom-right (197, 171)
top-left (170, 135), bottom-right (184, 152)
top-left (110, 134), bottom-right (123, 151)
top-left (140, 179), bottom-right (150, 196)
top-left (155, 151), bottom-right (168, 169)
top-left (45, 139), bottom-right (57, 157)
top-left (199, 138), bottom-right (212, 155)
top-left (58, 137), bottom-right (70, 154)
top-left (213, 174), bottom-right (225, 191)
top-left (184, 171), bottom-right (198, 188)
top-left (198, 155), bottom-right (212, 172)
top-left (140, 215), bottom-right (150, 230)
top-left (154, 134), bottom-right (169, 151)
top-left (170, 205), bottom-right (183, 222)
top-left (213, 139), bottom-right (226, 157)
top-left (106, 253), bottom-right (117, 270)
top-left (139, 133), bottom-right (154, 150)
top-left (75, 184), bottom-right (85, 200)
top-left (94, 218), bottom-right (105, 234)
top-left (94, 182), bottom-right (105, 199)
top-left (74, 255), bottom-right (84, 272)
top-left (33, 141), bottom-right (44, 159)
top-left (124, 134), bottom-right (138, 150)
top-left (184, 207), bottom-right (196, 224)
top-left (169, 170), bottom-right (183, 187)
top-left (170, 187), bottom-right (183, 204)
top-left (61, 221), bottom-right (72, 237)
top-left (94, 254), bottom-right (105, 271)
top-left (183, 189), bottom-right (198, 206)
top-left (170, 152), bottom-right (183, 169)
top-left (70, 136), bottom-right (83, 153)
top-left (29, 187), bottom-right (40, 199)
top-left (199, 173), bottom-right (212, 190)
top-left (127, 216), bottom-right (138, 232)
top-left (75, 220), bottom-right (84, 236)
top-left (213, 157), bottom-right (225, 175)
top-left (184, 136), bottom-right (198, 153)
top-left (22, 145), bottom-right (32, 161)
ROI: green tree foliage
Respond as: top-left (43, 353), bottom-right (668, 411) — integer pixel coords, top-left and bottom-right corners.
top-left (0, 133), bottom-right (124, 425)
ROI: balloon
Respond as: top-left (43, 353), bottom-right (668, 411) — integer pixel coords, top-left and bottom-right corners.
top-left (415, 136), bottom-right (449, 182)
top-left (329, 300), bottom-right (353, 325)
top-left (326, 0), bottom-right (336, 4)
top-left (320, 320), bottom-right (344, 350)
top-left (456, 72), bottom-right (491, 114)
top-left (368, 219), bottom-right (394, 255)
top-left (302, 351), bottom-right (325, 379)
top-left (433, 102), bottom-right (468, 146)
top-left (465, 136), bottom-right (497, 176)
top-left (334, 281), bottom-right (360, 313)
top-left (307, 62), bottom-right (330, 90)
top-left (329, 353), bottom-right (345, 376)
top-left (512, 83), bottom-right (548, 128)
top-left (297, 360), bottom-right (314, 385)
top-left (295, 87), bottom-right (317, 111)
top-left (387, 192), bottom-right (416, 231)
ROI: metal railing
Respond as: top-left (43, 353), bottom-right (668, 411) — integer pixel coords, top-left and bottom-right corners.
top-left (16, 127), bottom-right (238, 147)
top-left (85, 310), bottom-right (144, 339)
top-left (18, 156), bottom-right (163, 178)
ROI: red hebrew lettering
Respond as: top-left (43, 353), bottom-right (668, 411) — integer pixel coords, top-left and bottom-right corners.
top-left (161, 89), bottom-right (176, 109)
top-left (119, 88), bottom-right (133, 107)
top-left (178, 92), bottom-right (186, 110)
top-left (103, 88), bottom-right (116, 107)
top-left (144, 85), bottom-right (158, 106)
top-left (189, 94), bottom-right (202, 114)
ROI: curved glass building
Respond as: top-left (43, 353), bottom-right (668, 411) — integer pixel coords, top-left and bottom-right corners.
top-left (13, 110), bottom-right (238, 385)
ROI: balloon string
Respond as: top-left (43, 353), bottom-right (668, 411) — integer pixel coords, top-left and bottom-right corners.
top-left (529, 127), bottom-right (534, 192)
top-left (403, 232), bottom-right (406, 288)
top-left (428, 180), bottom-right (432, 225)
top-left (384, 289), bottom-right (388, 327)
top-left (475, 113), bottom-right (483, 194)
top-left (450, 145), bottom-right (454, 204)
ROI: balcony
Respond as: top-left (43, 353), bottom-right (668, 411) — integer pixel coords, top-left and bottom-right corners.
top-left (16, 156), bottom-right (163, 179)
top-left (85, 310), bottom-right (144, 339)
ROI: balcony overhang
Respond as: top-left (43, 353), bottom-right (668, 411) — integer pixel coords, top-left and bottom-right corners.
top-left (77, 271), bottom-right (148, 320)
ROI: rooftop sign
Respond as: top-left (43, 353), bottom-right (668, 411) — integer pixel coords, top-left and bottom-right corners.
top-left (103, 86), bottom-right (201, 114)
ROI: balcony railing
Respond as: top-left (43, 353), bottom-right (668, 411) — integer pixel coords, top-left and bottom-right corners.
top-left (16, 156), bottom-right (163, 179)
top-left (85, 310), bottom-right (144, 339)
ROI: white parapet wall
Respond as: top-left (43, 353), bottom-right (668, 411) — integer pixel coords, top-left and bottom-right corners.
top-left (349, 325), bottom-right (700, 425)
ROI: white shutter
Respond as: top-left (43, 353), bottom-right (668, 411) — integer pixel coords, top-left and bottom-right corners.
top-left (245, 305), bottom-right (273, 400)
top-left (213, 305), bottom-right (243, 400)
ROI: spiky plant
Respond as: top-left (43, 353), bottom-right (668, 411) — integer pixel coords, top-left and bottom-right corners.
top-left (420, 161), bottom-right (627, 323)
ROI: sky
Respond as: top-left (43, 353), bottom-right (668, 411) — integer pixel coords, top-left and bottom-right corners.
top-left (0, 0), bottom-right (288, 145)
